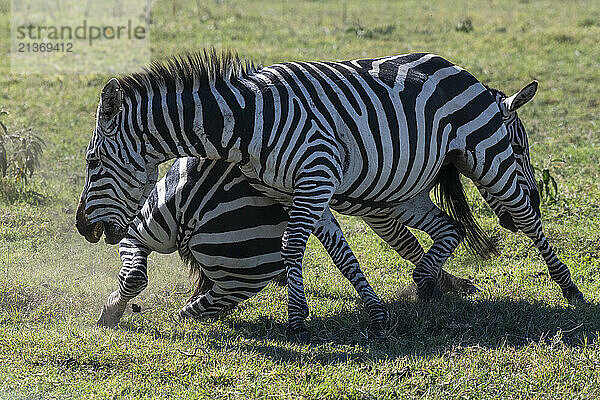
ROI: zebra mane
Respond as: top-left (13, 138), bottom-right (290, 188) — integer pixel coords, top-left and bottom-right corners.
top-left (118, 48), bottom-right (259, 96)
top-left (482, 83), bottom-right (506, 99)
top-left (483, 84), bottom-right (512, 116)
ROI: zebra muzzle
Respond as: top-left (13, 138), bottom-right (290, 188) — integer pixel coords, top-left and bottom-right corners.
top-left (75, 204), bottom-right (105, 243)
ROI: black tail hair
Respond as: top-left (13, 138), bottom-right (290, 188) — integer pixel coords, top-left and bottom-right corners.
top-left (179, 248), bottom-right (213, 301)
top-left (434, 164), bottom-right (498, 259)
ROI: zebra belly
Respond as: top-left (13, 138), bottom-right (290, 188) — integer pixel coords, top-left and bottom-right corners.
top-left (185, 221), bottom-right (286, 289)
top-left (238, 163), bottom-right (294, 205)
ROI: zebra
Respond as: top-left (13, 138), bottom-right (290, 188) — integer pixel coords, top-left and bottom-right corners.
top-left (76, 50), bottom-right (585, 341)
top-left (84, 157), bottom-right (391, 335)
top-left (97, 156), bottom-right (475, 329)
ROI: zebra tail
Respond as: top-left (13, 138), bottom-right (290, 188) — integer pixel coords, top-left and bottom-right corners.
top-left (434, 164), bottom-right (498, 259)
top-left (179, 248), bottom-right (213, 301)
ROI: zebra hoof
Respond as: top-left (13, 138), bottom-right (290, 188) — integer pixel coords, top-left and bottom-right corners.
top-left (562, 286), bottom-right (586, 305)
top-left (96, 310), bottom-right (120, 329)
top-left (286, 325), bottom-right (311, 344)
top-left (368, 307), bottom-right (389, 341)
top-left (436, 269), bottom-right (479, 295)
top-left (178, 308), bottom-right (195, 320)
top-left (417, 281), bottom-right (443, 302)
top-left (368, 323), bottom-right (389, 342)
top-left (96, 291), bottom-right (126, 328)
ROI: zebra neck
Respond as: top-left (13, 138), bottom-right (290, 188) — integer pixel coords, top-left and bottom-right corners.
top-left (134, 79), bottom-right (257, 166)
top-left (173, 81), bottom-right (256, 164)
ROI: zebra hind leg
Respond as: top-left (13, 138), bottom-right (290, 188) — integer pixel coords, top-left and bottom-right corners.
top-left (179, 282), bottom-right (264, 320)
top-left (271, 270), bottom-right (287, 286)
top-left (388, 194), bottom-right (466, 301)
top-left (313, 209), bottom-right (389, 341)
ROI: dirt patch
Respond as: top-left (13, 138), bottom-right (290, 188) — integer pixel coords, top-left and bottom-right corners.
top-left (0, 283), bottom-right (68, 323)
top-left (0, 284), bottom-right (41, 313)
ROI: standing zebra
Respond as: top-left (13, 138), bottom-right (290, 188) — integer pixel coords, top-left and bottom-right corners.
top-left (76, 51), bottom-right (584, 341)
top-left (97, 157), bottom-right (474, 329)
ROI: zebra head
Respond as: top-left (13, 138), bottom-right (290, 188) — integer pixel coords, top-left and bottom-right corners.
top-left (483, 81), bottom-right (540, 232)
top-left (76, 78), bottom-right (158, 244)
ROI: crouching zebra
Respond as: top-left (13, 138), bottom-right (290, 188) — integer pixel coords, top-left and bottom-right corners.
top-left (77, 50), bottom-right (585, 341)
top-left (91, 156), bottom-right (389, 332)
top-left (96, 156), bottom-right (475, 329)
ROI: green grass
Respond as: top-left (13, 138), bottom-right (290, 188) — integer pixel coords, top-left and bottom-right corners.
top-left (1, 0), bottom-right (600, 398)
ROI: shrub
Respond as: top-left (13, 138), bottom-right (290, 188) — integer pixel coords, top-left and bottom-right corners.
top-left (533, 159), bottom-right (564, 204)
top-left (0, 109), bottom-right (44, 185)
top-left (456, 17), bottom-right (473, 33)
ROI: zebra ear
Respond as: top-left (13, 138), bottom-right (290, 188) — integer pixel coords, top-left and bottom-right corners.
top-left (502, 81), bottom-right (538, 113)
top-left (99, 78), bottom-right (123, 124)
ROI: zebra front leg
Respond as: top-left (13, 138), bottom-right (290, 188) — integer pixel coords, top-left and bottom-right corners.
top-left (389, 194), bottom-right (466, 301)
top-left (283, 181), bottom-right (338, 343)
top-left (97, 238), bottom-right (150, 328)
top-left (478, 182), bottom-right (585, 304)
top-left (313, 209), bottom-right (388, 339)
top-left (363, 214), bottom-right (478, 295)
top-left (525, 223), bottom-right (585, 303)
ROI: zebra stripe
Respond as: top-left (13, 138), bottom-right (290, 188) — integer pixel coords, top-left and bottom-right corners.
top-left (81, 50), bottom-right (584, 339)
top-left (97, 157), bottom-right (389, 333)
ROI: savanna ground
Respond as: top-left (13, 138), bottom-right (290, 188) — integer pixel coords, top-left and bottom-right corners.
top-left (1, 0), bottom-right (600, 398)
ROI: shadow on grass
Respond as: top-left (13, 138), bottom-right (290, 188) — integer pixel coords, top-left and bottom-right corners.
top-left (227, 296), bottom-right (599, 362)
top-left (117, 287), bottom-right (600, 364)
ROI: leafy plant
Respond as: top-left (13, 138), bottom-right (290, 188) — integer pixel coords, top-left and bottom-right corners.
top-left (533, 158), bottom-right (564, 204)
top-left (0, 109), bottom-right (8, 177)
top-left (7, 128), bottom-right (44, 184)
top-left (0, 109), bottom-right (44, 185)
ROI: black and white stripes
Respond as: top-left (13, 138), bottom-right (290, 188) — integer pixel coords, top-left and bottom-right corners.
top-left (78, 50), bottom-right (584, 340)
top-left (97, 157), bottom-right (389, 333)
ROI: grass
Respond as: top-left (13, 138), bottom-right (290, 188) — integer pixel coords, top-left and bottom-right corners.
top-left (1, 0), bottom-right (600, 398)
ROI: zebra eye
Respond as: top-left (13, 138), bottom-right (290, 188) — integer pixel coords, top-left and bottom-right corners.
top-left (512, 145), bottom-right (525, 155)
top-left (87, 158), bottom-right (100, 169)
